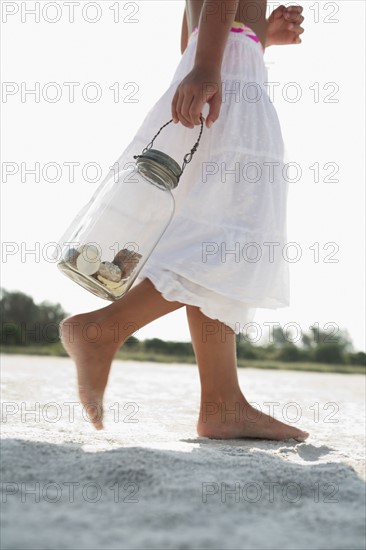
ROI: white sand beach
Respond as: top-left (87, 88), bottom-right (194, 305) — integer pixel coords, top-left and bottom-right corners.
top-left (1, 355), bottom-right (365, 550)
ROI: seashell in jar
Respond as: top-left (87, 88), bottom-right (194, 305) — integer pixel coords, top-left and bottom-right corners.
top-left (76, 244), bottom-right (101, 276)
top-left (97, 274), bottom-right (124, 289)
top-left (62, 247), bottom-right (79, 265)
top-left (113, 249), bottom-right (142, 278)
top-left (97, 261), bottom-right (122, 283)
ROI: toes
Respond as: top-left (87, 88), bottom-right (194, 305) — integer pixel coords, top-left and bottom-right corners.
top-left (87, 406), bottom-right (104, 430)
top-left (94, 418), bottom-right (104, 430)
top-left (293, 431), bottom-right (310, 442)
top-left (79, 387), bottom-right (104, 430)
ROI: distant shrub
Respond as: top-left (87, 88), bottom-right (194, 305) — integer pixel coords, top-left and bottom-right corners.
top-left (313, 344), bottom-right (346, 364)
top-left (0, 323), bottom-right (22, 345)
top-left (276, 344), bottom-right (302, 362)
top-left (348, 351), bottom-right (366, 366)
top-left (236, 344), bottom-right (259, 360)
top-left (0, 289), bottom-right (68, 345)
top-left (123, 336), bottom-right (140, 349)
top-left (143, 338), bottom-right (194, 356)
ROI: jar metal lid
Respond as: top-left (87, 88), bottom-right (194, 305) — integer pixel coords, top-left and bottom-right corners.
top-left (135, 149), bottom-right (181, 190)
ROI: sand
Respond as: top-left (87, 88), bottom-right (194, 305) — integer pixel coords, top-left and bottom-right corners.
top-left (1, 354), bottom-right (365, 550)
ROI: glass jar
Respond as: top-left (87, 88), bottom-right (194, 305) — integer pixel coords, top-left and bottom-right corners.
top-left (57, 118), bottom-right (203, 300)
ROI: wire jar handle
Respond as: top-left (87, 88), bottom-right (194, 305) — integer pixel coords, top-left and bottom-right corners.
top-left (133, 114), bottom-right (204, 177)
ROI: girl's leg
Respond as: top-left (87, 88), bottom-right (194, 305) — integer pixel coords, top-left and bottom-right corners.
top-left (60, 278), bottom-right (184, 429)
top-left (185, 305), bottom-right (309, 442)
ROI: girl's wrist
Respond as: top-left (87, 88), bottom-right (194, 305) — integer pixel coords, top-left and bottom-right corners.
top-left (193, 59), bottom-right (221, 73)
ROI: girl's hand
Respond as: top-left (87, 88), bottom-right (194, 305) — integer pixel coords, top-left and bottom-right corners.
top-left (266, 5), bottom-right (305, 47)
top-left (171, 65), bottom-right (222, 129)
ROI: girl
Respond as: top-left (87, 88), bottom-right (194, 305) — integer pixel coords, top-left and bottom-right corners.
top-left (60, 1), bottom-right (308, 441)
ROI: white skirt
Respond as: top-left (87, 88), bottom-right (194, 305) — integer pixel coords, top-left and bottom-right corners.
top-left (115, 28), bottom-right (290, 334)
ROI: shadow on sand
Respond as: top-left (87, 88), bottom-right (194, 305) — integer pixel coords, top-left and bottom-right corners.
top-left (1, 437), bottom-right (365, 550)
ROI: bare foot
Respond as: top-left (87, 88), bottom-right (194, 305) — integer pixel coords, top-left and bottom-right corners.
top-left (197, 398), bottom-right (309, 442)
top-left (59, 279), bottom-right (186, 430)
top-left (60, 311), bottom-right (121, 430)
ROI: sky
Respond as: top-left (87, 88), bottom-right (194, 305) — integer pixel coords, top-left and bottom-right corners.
top-left (1, 0), bottom-right (365, 351)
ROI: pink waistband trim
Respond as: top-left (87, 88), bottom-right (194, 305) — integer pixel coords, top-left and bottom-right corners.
top-left (189, 21), bottom-right (264, 54)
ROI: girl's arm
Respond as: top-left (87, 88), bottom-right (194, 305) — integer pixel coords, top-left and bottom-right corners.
top-left (181, 7), bottom-right (188, 54)
top-left (193, 0), bottom-right (239, 70)
top-left (172, 0), bottom-right (239, 129)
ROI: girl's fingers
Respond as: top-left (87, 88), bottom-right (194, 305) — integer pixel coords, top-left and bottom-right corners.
top-left (288, 17), bottom-right (304, 31)
top-left (176, 88), bottom-right (195, 128)
top-left (181, 92), bottom-right (195, 128)
top-left (288, 26), bottom-right (304, 40)
top-left (286, 5), bottom-right (303, 14)
top-left (206, 92), bottom-right (222, 128)
top-left (292, 28), bottom-right (304, 43)
top-left (285, 9), bottom-right (304, 21)
top-left (189, 95), bottom-right (204, 125)
top-left (295, 26), bottom-right (305, 36)
top-left (287, 13), bottom-right (304, 25)
top-left (174, 88), bottom-right (184, 123)
top-left (288, 23), bottom-right (304, 31)
top-left (180, 92), bottom-right (193, 127)
top-left (171, 89), bottom-right (179, 123)
top-left (291, 15), bottom-right (304, 25)
top-left (273, 5), bottom-right (286, 20)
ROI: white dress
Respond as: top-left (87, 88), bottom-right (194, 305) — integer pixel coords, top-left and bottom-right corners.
top-left (115, 27), bottom-right (290, 334)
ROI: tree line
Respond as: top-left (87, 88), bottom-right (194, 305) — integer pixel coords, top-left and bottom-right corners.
top-left (1, 289), bottom-right (365, 366)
